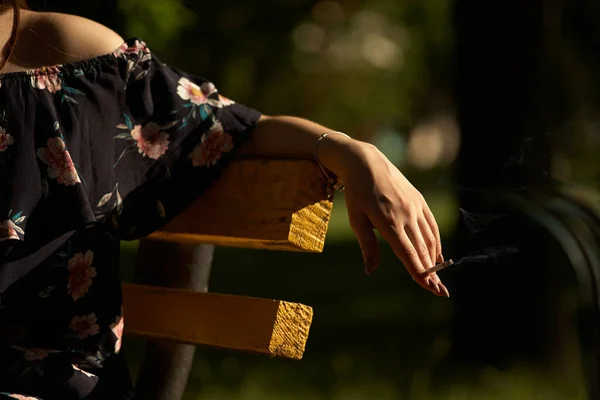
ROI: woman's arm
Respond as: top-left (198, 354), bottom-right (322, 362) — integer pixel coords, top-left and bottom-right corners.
top-left (238, 115), bottom-right (346, 165)
top-left (242, 115), bottom-right (449, 297)
top-left (8, 12), bottom-right (449, 296)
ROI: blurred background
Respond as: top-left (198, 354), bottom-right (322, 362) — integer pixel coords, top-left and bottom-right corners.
top-left (30, 0), bottom-right (600, 398)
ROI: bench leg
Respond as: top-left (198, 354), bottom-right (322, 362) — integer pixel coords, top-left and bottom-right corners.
top-left (132, 239), bottom-right (214, 400)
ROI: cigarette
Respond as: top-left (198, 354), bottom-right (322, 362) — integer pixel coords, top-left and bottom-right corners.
top-left (426, 259), bottom-right (454, 274)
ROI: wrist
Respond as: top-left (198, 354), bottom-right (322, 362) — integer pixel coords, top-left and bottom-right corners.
top-left (317, 134), bottom-right (374, 182)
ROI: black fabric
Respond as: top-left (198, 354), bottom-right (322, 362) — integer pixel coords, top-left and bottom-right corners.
top-left (0, 38), bottom-right (261, 399)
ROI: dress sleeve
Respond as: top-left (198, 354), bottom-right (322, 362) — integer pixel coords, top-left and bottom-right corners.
top-left (104, 39), bottom-right (262, 240)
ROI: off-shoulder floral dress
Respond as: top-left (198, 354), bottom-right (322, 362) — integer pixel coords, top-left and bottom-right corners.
top-left (0, 38), bottom-right (261, 399)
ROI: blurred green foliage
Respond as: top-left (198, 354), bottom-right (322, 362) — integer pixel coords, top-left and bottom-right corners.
top-left (118, 0), bottom-right (454, 143)
top-left (14, 0), bottom-right (600, 397)
top-left (110, 1), bottom-right (599, 399)
top-left (120, 0), bottom-right (197, 53)
top-left (121, 240), bottom-right (585, 400)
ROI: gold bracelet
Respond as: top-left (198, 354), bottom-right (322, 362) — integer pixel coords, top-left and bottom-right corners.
top-left (314, 131), bottom-right (350, 199)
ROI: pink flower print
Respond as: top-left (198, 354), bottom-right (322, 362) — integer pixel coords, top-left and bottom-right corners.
top-left (67, 251), bottom-right (96, 301)
top-left (0, 127), bottom-right (14, 151)
top-left (37, 137), bottom-right (81, 186)
top-left (127, 40), bottom-right (149, 54)
top-left (70, 313), bottom-right (100, 339)
top-left (201, 81), bottom-right (217, 96)
top-left (135, 40), bottom-right (150, 53)
top-left (191, 122), bottom-right (234, 167)
top-left (218, 94), bottom-right (235, 106)
top-left (177, 78), bottom-right (217, 105)
top-left (113, 42), bottom-right (129, 57)
top-left (11, 347), bottom-right (51, 362)
top-left (21, 348), bottom-right (49, 362)
top-left (30, 66), bottom-right (62, 93)
top-left (131, 122), bottom-right (170, 159)
top-left (0, 220), bottom-right (20, 241)
top-left (110, 313), bottom-right (124, 353)
top-left (114, 40), bottom-right (150, 57)
top-left (0, 211), bottom-right (25, 242)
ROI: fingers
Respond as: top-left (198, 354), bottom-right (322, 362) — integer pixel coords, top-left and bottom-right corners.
top-left (404, 222), bottom-right (445, 297)
top-left (423, 205), bottom-right (443, 264)
top-left (415, 216), bottom-right (443, 282)
top-left (438, 281), bottom-right (450, 297)
top-left (374, 217), bottom-right (435, 293)
top-left (417, 217), bottom-right (436, 268)
top-left (421, 206), bottom-right (450, 297)
top-left (404, 221), bottom-right (433, 273)
top-left (349, 211), bottom-right (380, 275)
top-left (371, 204), bottom-right (449, 297)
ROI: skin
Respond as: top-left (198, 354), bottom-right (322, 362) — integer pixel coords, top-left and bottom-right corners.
top-left (0, 9), bottom-right (450, 297)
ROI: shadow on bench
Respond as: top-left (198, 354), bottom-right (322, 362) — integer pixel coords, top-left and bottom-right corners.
top-left (122, 159), bottom-right (333, 362)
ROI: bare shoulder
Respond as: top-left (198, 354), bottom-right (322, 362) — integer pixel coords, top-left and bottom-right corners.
top-left (13, 10), bottom-right (124, 69)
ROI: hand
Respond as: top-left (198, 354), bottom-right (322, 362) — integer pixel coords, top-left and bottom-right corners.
top-left (330, 139), bottom-right (450, 297)
top-left (244, 116), bottom-right (449, 296)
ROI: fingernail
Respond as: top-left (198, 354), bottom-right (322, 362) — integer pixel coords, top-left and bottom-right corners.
top-left (436, 253), bottom-right (444, 264)
top-left (442, 286), bottom-right (450, 298)
top-left (364, 258), bottom-right (376, 275)
top-left (426, 280), bottom-right (439, 293)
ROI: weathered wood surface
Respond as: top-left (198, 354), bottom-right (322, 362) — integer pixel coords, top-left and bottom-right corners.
top-left (148, 160), bottom-right (332, 253)
top-left (122, 283), bottom-right (314, 360)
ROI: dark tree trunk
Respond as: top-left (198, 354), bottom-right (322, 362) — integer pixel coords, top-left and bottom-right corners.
top-left (132, 240), bottom-right (214, 400)
top-left (447, 0), bottom-right (559, 368)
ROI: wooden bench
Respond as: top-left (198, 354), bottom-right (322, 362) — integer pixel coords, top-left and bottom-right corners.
top-left (122, 159), bottom-right (333, 360)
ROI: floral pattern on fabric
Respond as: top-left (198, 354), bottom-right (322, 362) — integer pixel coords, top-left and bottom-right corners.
top-left (110, 313), bottom-right (125, 354)
top-left (29, 67), bottom-right (62, 93)
top-left (192, 121), bottom-right (234, 167)
top-left (12, 348), bottom-right (50, 362)
top-left (113, 39), bottom-right (152, 85)
top-left (131, 123), bottom-right (170, 159)
top-left (70, 313), bottom-right (100, 339)
top-left (4, 394), bottom-right (42, 400)
top-left (0, 37), bottom-right (261, 399)
top-left (114, 115), bottom-right (173, 164)
top-left (0, 211), bottom-right (26, 242)
top-left (218, 94), bottom-right (235, 106)
top-left (0, 127), bottom-right (14, 152)
top-left (67, 251), bottom-right (96, 301)
top-left (95, 184), bottom-right (124, 224)
top-left (29, 67), bottom-right (86, 104)
top-left (37, 136), bottom-right (81, 186)
top-left (177, 77), bottom-right (214, 105)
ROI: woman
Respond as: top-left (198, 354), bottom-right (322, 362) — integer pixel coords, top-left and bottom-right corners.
top-left (0, 1), bottom-right (449, 398)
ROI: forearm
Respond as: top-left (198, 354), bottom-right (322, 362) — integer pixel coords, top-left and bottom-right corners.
top-left (239, 115), bottom-right (369, 181)
top-left (238, 117), bottom-right (448, 296)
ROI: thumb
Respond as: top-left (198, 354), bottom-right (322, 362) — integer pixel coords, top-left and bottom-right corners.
top-left (349, 211), bottom-right (380, 275)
